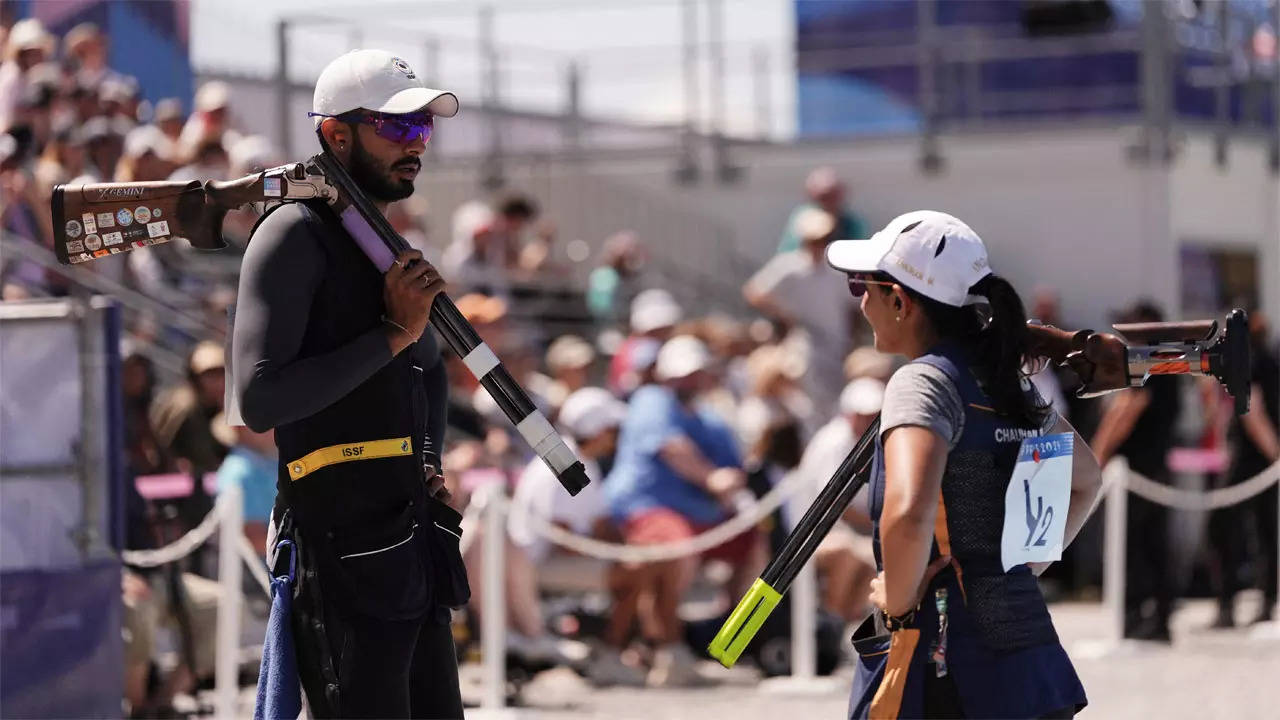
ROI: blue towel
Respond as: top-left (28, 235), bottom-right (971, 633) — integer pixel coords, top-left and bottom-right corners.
top-left (254, 542), bottom-right (302, 720)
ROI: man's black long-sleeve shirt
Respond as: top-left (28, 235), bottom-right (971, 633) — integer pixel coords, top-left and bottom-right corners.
top-left (231, 202), bottom-right (447, 458)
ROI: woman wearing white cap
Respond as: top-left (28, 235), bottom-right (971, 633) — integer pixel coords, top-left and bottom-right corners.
top-left (826, 211), bottom-right (1103, 719)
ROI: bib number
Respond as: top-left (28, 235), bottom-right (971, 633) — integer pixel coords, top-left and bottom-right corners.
top-left (1000, 433), bottom-right (1072, 572)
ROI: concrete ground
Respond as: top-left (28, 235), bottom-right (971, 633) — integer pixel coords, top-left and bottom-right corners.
top-left (214, 595), bottom-right (1277, 719)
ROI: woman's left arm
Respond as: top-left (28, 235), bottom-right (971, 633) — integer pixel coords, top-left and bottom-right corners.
top-left (878, 424), bottom-right (950, 617)
top-left (1028, 415), bottom-right (1104, 576)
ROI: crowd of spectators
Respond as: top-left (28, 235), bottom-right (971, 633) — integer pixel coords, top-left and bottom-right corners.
top-left (3, 13), bottom-right (1278, 711)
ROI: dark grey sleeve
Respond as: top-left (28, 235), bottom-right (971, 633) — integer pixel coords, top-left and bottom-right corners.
top-left (232, 205), bottom-right (394, 432)
top-left (417, 336), bottom-right (449, 464)
top-left (879, 362), bottom-right (966, 449)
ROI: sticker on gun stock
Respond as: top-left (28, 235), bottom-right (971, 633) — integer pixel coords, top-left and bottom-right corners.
top-left (65, 239), bottom-right (84, 253)
top-left (134, 206), bottom-right (151, 223)
top-left (65, 220), bottom-right (82, 238)
top-left (92, 249), bottom-right (109, 258)
top-left (146, 221), bottom-right (169, 238)
top-left (264, 178), bottom-right (282, 197)
top-left (152, 208), bottom-right (162, 218)
top-left (116, 208), bottom-right (133, 226)
top-left (84, 234), bottom-right (102, 251)
top-left (81, 213), bottom-right (97, 234)
top-left (103, 231), bottom-right (123, 246)
top-left (96, 212), bottom-right (115, 229)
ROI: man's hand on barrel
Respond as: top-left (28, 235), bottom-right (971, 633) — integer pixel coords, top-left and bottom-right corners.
top-left (383, 249), bottom-right (446, 355)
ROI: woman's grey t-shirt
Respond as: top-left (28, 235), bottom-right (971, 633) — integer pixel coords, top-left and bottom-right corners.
top-left (879, 362), bottom-right (1059, 448)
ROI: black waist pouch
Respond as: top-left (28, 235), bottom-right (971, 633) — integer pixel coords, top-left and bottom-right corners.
top-left (422, 497), bottom-right (471, 609)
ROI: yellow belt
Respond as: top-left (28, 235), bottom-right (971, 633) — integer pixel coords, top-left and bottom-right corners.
top-left (287, 436), bottom-right (413, 481)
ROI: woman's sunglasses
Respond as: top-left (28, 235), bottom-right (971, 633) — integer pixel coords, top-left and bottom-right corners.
top-left (846, 273), bottom-right (897, 298)
top-left (308, 109), bottom-right (434, 145)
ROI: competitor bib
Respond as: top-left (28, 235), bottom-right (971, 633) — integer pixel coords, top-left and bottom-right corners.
top-left (1000, 433), bottom-right (1073, 571)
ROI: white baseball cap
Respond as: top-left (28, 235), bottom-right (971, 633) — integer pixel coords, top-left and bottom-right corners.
top-left (312, 49), bottom-right (459, 127)
top-left (559, 387), bottom-right (627, 441)
top-left (630, 288), bottom-right (683, 334)
top-left (655, 335), bottom-right (711, 381)
top-left (826, 210), bottom-right (992, 307)
top-left (839, 377), bottom-right (885, 415)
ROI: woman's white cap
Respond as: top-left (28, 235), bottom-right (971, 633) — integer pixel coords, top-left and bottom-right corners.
top-left (313, 49), bottom-right (459, 127)
top-left (826, 210), bottom-right (991, 307)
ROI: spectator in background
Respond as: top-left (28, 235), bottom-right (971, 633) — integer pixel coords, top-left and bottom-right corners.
top-left (492, 191), bottom-right (538, 268)
top-left (168, 137), bottom-right (229, 182)
top-left (0, 18), bottom-right (54, 130)
top-left (608, 288), bottom-right (682, 397)
top-left (178, 80), bottom-right (240, 158)
top-left (604, 335), bottom-right (761, 687)
top-left (152, 97), bottom-right (185, 156)
top-left (745, 206), bottom-right (855, 419)
top-left (1091, 300), bottom-right (1181, 642)
top-left (151, 340), bottom-right (231, 486)
top-left (587, 230), bottom-right (646, 325)
top-left (121, 349), bottom-right (168, 476)
top-left (0, 133), bottom-right (56, 300)
top-left (843, 345), bottom-right (898, 385)
top-left (115, 125), bottom-right (174, 182)
top-left (543, 333), bottom-right (596, 410)
top-left (735, 343), bottom-right (812, 452)
top-left (34, 116), bottom-right (85, 189)
top-left (792, 377), bottom-right (882, 623)
top-left (1210, 309), bottom-right (1279, 626)
top-left (74, 115), bottom-right (125, 183)
top-left (497, 388), bottom-right (622, 668)
top-left (775, 166), bottom-right (867, 255)
top-left (215, 425), bottom-right (277, 555)
top-left (63, 22), bottom-right (122, 89)
top-left (442, 200), bottom-right (506, 296)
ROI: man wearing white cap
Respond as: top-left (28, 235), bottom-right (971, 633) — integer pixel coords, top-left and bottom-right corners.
top-left (232, 49), bottom-right (463, 717)
top-left (499, 388), bottom-right (621, 670)
top-left (605, 335), bottom-right (762, 686)
top-left (745, 206), bottom-right (857, 419)
top-left (607, 288), bottom-right (683, 396)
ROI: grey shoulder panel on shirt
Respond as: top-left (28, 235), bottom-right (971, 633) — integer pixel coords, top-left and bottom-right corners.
top-left (879, 361), bottom-right (966, 449)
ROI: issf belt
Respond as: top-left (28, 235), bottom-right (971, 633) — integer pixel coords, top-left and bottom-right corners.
top-left (287, 436), bottom-right (413, 480)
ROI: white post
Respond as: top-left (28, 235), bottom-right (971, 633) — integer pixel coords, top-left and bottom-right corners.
top-left (1102, 458), bottom-right (1129, 645)
top-left (215, 485), bottom-right (244, 719)
top-left (481, 484), bottom-right (507, 710)
top-left (790, 559), bottom-right (817, 680)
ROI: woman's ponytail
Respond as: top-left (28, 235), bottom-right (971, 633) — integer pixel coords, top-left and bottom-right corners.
top-left (969, 274), bottom-right (1049, 427)
top-left (907, 273), bottom-right (1050, 426)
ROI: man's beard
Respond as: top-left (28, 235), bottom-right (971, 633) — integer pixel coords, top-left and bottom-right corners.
top-left (348, 132), bottom-right (419, 202)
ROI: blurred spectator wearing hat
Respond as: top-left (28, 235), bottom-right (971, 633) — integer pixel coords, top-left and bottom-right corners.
top-left (471, 387), bottom-right (623, 670)
top-left (745, 205), bottom-right (856, 419)
top-left (151, 341), bottom-right (231, 504)
top-left (604, 335), bottom-right (762, 687)
top-left (775, 166), bottom-right (868, 255)
top-left (64, 22), bottom-right (125, 89)
top-left (152, 97), bottom-right (185, 152)
top-left (178, 80), bottom-right (240, 159)
top-left (541, 333), bottom-right (597, 410)
top-left (587, 230), bottom-right (647, 325)
top-left (443, 200), bottom-right (506, 297)
top-left (71, 114), bottom-right (127, 184)
top-left (790, 377), bottom-right (883, 623)
top-left (608, 288), bottom-right (683, 397)
top-left (116, 125), bottom-right (175, 182)
top-left (0, 18), bottom-right (54, 130)
top-left (735, 343), bottom-right (813, 452)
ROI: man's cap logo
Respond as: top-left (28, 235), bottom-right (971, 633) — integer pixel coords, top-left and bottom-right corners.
top-left (391, 57), bottom-right (416, 79)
